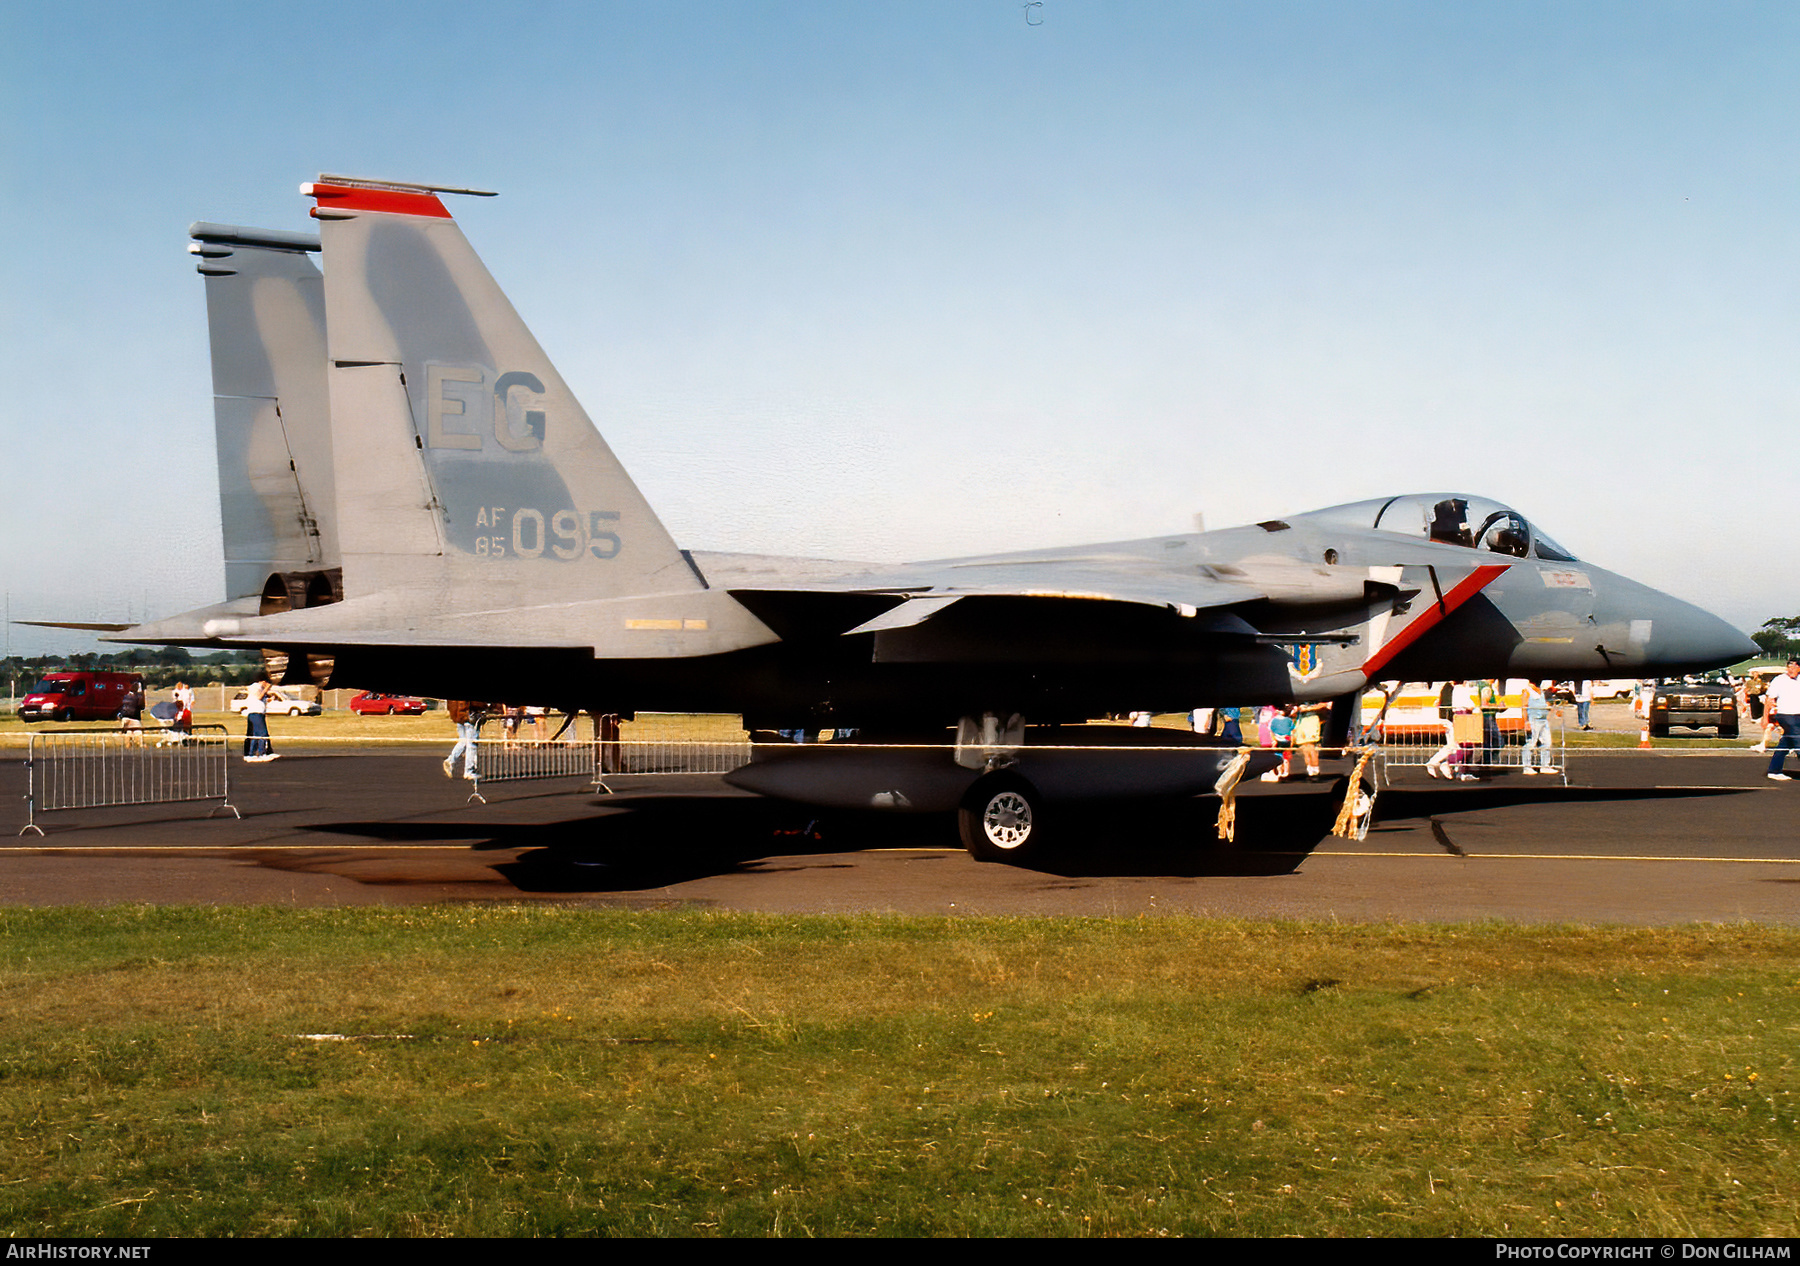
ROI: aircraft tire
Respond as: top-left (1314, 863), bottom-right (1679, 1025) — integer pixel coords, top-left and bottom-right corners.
top-left (958, 772), bottom-right (1047, 864)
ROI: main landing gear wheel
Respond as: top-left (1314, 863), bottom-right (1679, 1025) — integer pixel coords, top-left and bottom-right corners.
top-left (959, 773), bottom-right (1047, 864)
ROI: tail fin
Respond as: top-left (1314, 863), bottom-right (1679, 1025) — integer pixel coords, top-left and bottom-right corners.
top-left (188, 223), bottom-right (339, 605)
top-left (302, 176), bottom-right (703, 607)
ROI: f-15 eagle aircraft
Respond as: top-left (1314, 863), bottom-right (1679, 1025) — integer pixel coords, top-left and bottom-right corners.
top-left (115, 175), bottom-right (1754, 859)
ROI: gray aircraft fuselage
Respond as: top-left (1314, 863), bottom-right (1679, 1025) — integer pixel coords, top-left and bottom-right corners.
top-left (301, 494), bottom-right (1752, 733)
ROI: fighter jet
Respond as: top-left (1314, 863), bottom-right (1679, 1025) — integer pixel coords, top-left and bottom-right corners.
top-left (116, 175), bottom-right (1755, 859)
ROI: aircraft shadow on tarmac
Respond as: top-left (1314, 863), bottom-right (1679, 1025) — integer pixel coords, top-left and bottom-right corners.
top-left (1377, 783), bottom-right (1749, 816)
top-left (300, 782), bottom-right (1753, 892)
top-left (304, 786), bottom-right (1349, 887)
top-left (496, 794), bottom-right (1338, 890)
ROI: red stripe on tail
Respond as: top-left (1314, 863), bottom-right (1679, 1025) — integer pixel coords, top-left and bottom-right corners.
top-left (306, 183), bottom-right (452, 219)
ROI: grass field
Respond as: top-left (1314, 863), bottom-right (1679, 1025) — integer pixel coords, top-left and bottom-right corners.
top-left (1, 908), bottom-right (1794, 1237)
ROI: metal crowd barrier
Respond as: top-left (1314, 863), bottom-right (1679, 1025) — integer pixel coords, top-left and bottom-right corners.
top-left (19, 723), bottom-right (240, 836)
top-left (1365, 715), bottom-right (1568, 786)
top-left (472, 736), bottom-right (600, 784)
top-left (463, 724), bottom-right (754, 802)
top-left (601, 739), bottom-right (755, 776)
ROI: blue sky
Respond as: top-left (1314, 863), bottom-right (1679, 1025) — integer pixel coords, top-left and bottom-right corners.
top-left (3, 1), bottom-right (1795, 658)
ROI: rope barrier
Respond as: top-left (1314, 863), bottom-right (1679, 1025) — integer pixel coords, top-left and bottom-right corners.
top-left (1211, 749), bottom-right (1253, 842)
top-left (1330, 747), bottom-right (1379, 840)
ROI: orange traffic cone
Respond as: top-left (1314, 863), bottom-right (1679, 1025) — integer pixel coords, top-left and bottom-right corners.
top-left (1638, 722), bottom-right (1651, 749)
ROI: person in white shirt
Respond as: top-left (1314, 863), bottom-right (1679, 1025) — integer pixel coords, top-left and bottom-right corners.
top-left (1763, 659), bottom-right (1800, 781)
top-left (243, 677), bottom-right (278, 763)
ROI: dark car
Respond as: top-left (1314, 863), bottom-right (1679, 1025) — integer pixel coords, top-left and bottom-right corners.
top-left (349, 692), bottom-right (429, 716)
top-left (1649, 675), bottom-right (1738, 738)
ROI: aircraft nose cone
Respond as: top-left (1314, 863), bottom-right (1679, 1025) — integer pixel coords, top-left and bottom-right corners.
top-left (1588, 567), bottom-right (1755, 675)
top-left (1641, 596), bottom-right (1757, 673)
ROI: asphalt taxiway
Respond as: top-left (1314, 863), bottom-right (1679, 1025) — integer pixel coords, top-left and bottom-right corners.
top-left (3, 746), bottom-right (1795, 924)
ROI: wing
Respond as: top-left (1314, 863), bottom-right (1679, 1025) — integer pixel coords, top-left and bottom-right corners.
top-left (717, 546), bottom-right (1510, 696)
top-left (719, 546), bottom-right (1398, 634)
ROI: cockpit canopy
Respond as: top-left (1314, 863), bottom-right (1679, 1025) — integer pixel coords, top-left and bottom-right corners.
top-left (1309, 495), bottom-right (1579, 562)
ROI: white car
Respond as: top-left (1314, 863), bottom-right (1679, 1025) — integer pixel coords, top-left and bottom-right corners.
top-left (229, 687), bottom-right (321, 717)
top-left (1551, 679), bottom-right (1640, 703)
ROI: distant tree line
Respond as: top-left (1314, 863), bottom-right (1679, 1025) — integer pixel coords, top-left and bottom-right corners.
top-left (3, 647), bottom-right (263, 691)
top-left (1752, 616), bottom-right (1800, 661)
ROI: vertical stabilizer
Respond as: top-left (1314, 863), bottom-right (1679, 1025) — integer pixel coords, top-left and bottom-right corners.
top-left (189, 223), bottom-right (337, 602)
top-left (303, 176), bottom-right (703, 610)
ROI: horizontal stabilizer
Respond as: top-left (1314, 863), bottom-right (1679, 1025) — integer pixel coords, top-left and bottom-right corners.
top-left (97, 597), bottom-right (267, 646)
top-left (182, 588), bottom-right (779, 660)
top-left (17, 620), bottom-right (135, 632)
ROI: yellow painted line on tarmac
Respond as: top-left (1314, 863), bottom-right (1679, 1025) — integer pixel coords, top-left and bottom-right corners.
top-left (6, 844), bottom-right (512, 852)
top-left (5, 844), bottom-right (958, 854)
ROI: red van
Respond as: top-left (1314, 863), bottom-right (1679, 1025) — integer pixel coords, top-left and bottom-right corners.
top-left (18, 672), bottom-right (145, 723)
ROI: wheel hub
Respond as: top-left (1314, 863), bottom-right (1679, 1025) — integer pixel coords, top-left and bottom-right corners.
top-left (982, 791), bottom-right (1033, 848)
